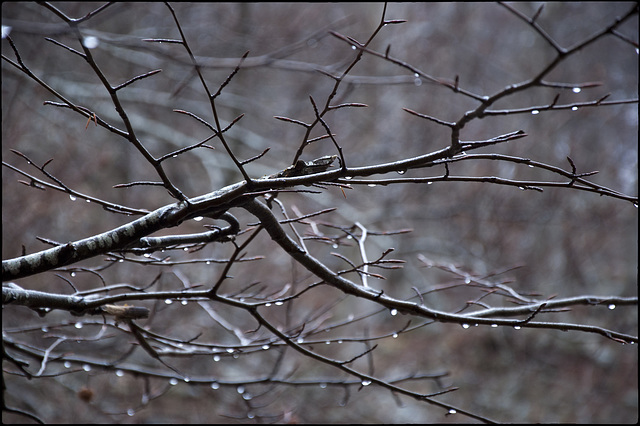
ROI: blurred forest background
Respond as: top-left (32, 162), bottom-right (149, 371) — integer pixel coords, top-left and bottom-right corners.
top-left (2, 2), bottom-right (637, 423)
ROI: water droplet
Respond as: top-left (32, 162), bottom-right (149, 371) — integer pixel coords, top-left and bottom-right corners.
top-left (69, 195), bottom-right (77, 201)
top-left (1, 25), bottom-right (12, 38)
top-left (513, 326), bottom-right (521, 330)
top-left (367, 183), bottom-right (377, 188)
top-left (213, 355), bottom-right (221, 362)
top-left (264, 303), bottom-right (272, 307)
top-left (237, 385), bottom-right (245, 394)
top-left (361, 380), bottom-right (372, 386)
top-left (165, 299), bottom-right (173, 305)
top-left (325, 341), bottom-right (331, 345)
top-left (297, 337), bottom-right (304, 344)
top-left (531, 110), bottom-right (540, 115)
top-left (211, 382), bottom-right (220, 389)
top-left (64, 361), bottom-right (72, 368)
top-left (392, 333), bottom-right (398, 338)
top-left (242, 392), bottom-right (252, 400)
top-left (462, 324), bottom-right (470, 329)
top-left (75, 322), bottom-right (83, 329)
top-left (116, 370), bottom-right (124, 377)
top-left (82, 36), bottom-right (99, 49)
top-left (390, 309), bottom-right (398, 316)
top-left (491, 324), bottom-right (498, 328)
top-left (226, 348), bottom-right (235, 353)
top-left (351, 45), bottom-right (356, 50)
top-left (572, 106), bottom-right (578, 111)
top-left (193, 216), bottom-right (203, 222)
top-left (572, 87), bottom-right (581, 93)
top-left (397, 170), bottom-right (406, 175)
top-left (344, 176), bottom-right (353, 180)
top-left (448, 409), bottom-right (457, 414)
top-left (320, 383), bottom-right (327, 389)
top-left (169, 378), bottom-right (178, 385)
top-left (262, 345), bottom-right (270, 350)
top-left (414, 73), bottom-right (419, 78)
top-left (275, 301), bottom-right (283, 306)
top-left (127, 409), bottom-right (135, 417)
top-left (414, 78), bottom-right (422, 87)
top-left (82, 364), bottom-right (91, 372)
top-left (608, 304), bottom-right (616, 310)
top-left (86, 199), bottom-right (91, 203)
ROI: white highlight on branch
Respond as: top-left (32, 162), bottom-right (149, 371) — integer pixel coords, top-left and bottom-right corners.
top-left (355, 222), bottom-right (369, 287)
